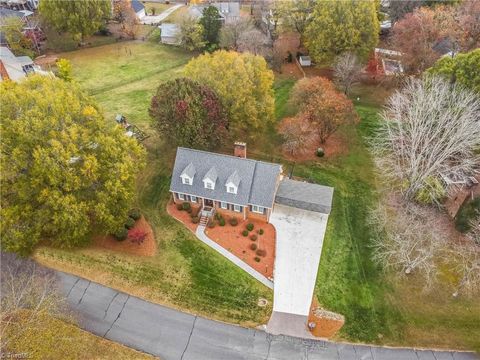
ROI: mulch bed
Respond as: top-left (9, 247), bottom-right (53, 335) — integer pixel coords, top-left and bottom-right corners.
top-left (308, 298), bottom-right (345, 338)
top-left (93, 216), bottom-right (156, 257)
top-left (205, 218), bottom-right (276, 279)
top-left (166, 201), bottom-right (199, 233)
top-left (281, 131), bottom-right (349, 162)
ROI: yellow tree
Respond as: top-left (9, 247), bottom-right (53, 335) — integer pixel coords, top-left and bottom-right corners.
top-left (305, 0), bottom-right (379, 63)
top-left (0, 75), bottom-right (146, 255)
top-left (184, 50), bottom-right (274, 137)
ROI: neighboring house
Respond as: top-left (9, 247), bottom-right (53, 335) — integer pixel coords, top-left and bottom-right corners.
top-left (298, 55), bottom-right (311, 67)
top-left (371, 48), bottom-right (404, 76)
top-left (0, 0), bottom-right (38, 11)
top-left (0, 7), bottom-right (41, 47)
top-left (170, 143), bottom-right (333, 223)
top-left (189, 2), bottom-right (240, 24)
top-left (159, 23), bottom-right (180, 45)
top-left (0, 46), bottom-right (48, 81)
top-left (131, 0), bottom-right (146, 19)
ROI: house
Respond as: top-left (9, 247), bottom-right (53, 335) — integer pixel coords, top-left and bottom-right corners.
top-left (170, 142), bottom-right (334, 223)
top-left (189, 2), bottom-right (240, 24)
top-left (0, 0), bottom-right (39, 11)
top-left (0, 46), bottom-right (49, 81)
top-left (159, 23), bottom-right (180, 45)
top-left (131, 0), bottom-right (145, 19)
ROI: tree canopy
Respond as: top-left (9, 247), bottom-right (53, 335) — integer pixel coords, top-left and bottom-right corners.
top-left (183, 50), bottom-right (274, 137)
top-left (305, 0), bottom-right (379, 63)
top-left (178, 16), bottom-right (205, 51)
top-left (427, 49), bottom-right (480, 93)
top-left (149, 78), bottom-right (228, 149)
top-left (200, 5), bottom-right (222, 48)
top-left (0, 76), bottom-right (145, 255)
top-left (276, 0), bottom-right (314, 46)
top-left (39, 0), bottom-right (111, 41)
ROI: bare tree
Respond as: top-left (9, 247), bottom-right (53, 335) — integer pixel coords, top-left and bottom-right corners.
top-left (333, 52), bottom-right (362, 95)
top-left (278, 116), bottom-right (316, 155)
top-left (1, 253), bottom-right (68, 350)
top-left (238, 28), bottom-right (270, 56)
top-left (369, 202), bottom-right (447, 288)
top-left (372, 77), bottom-right (480, 205)
top-left (449, 243), bottom-right (480, 297)
top-left (219, 17), bottom-right (253, 50)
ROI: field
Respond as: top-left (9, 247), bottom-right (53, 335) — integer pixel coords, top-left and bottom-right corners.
top-left (35, 42), bottom-right (480, 351)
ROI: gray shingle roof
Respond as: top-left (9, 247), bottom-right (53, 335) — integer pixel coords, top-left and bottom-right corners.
top-left (170, 147), bottom-right (282, 208)
top-left (275, 179), bottom-right (334, 214)
top-left (131, 0), bottom-right (145, 13)
top-left (181, 163), bottom-right (196, 178)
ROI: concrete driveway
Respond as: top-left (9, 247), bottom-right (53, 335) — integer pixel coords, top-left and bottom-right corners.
top-left (58, 271), bottom-right (478, 360)
top-left (267, 204), bottom-right (329, 337)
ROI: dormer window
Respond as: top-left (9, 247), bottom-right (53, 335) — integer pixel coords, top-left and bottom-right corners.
top-left (225, 170), bottom-right (240, 195)
top-left (203, 166), bottom-right (217, 190)
top-left (180, 163), bottom-right (195, 186)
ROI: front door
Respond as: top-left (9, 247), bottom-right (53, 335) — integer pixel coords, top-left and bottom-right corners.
top-left (204, 199), bottom-right (214, 207)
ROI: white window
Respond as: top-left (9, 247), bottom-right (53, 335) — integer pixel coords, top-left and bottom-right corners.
top-left (206, 182), bottom-right (213, 189)
top-left (178, 193), bottom-right (185, 200)
top-left (227, 186), bottom-right (235, 193)
top-left (252, 205), bottom-right (264, 214)
top-left (220, 202), bottom-right (227, 209)
top-left (190, 195), bottom-right (197, 202)
top-left (233, 204), bottom-right (241, 212)
top-left (183, 178), bottom-right (190, 185)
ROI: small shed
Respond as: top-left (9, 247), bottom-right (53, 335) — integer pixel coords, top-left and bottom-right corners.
top-left (299, 56), bottom-right (311, 67)
top-left (159, 23), bottom-right (180, 45)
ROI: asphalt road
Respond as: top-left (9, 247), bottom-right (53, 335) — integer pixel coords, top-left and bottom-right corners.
top-left (58, 271), bottom-right (478, 360)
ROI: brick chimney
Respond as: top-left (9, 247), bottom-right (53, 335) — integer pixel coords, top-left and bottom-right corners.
top-left (234, 142), bottom-right (247, 158)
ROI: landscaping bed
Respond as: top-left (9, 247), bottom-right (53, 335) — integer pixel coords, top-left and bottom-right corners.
top-left (205, 217), bottom-right (276, 279)
top-left (94, 216), bottom-right (156, 257)
top-left (166, 200), bottom-right (199, 233)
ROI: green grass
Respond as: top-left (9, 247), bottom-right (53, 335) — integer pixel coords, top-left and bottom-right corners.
top-left (62, 42), bottom-right (193, 126)
top-left (143, 2), bottom-right (173, 15)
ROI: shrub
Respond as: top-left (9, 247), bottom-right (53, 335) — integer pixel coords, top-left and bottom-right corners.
top-left (219, 218), bottom-right (225, 226)
top-left (182, 202), bottom-right (191, 211)
top-left (254, 256), bottom-right (261, 262)
top-left (113, 228), bottom-right (128, 241)
top-left (242, 230), bottom-right (249, 237)
top-left (208, 219), bottom-right (215, 228)
top-left (246, 223), bottom-right (254, 231)
top-left (187, 207), bottom-right (193, 214)
top-left (316, 147), bottom-right (325, 157)
top-left (258, 229), bottom-right (264, 235)
top-left (191, 216), bottom-right (200, 224)
top-left (250, 234), bottom-right (257, 241)
top-left (124, 217), bottom-right (135, 229)
top-left (256, 249), bottom-right (267, 257)
top-left (176, 203), bottom-right (183, 211)
top-left (250, 243), bottom-right (257, 250)
top-left (455, 197), bottom-right (480, 233)
top-left (229, 217), bottom-right (238, 226)
top-left (128, 208), bottom-right (141, 220)
top-left (129, 229), bottom-right (147, 245)
top-left (214, 213), bottom-right (222, 221)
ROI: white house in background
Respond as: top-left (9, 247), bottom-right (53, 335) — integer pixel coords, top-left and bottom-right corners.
top-left (0, 46), bottom-right (50, 82)
top-left (159, 23), bottom-right (180, 45)
top-left (131, 0), bottom-right (146, 19)
top-left (189, 2), bottom-right (240, 24)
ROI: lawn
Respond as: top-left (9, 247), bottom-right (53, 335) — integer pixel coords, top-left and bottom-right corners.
top-left (143, 1), bottom-right (173, 15)
top-left (61, 42), bottom-right (193, 126)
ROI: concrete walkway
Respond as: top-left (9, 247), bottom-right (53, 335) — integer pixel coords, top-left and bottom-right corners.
top-left (140, 4), bottom-right (184, 25)
top-left (195, 225), bottom-right (274, 289)
top-left (58, 271), bottom-right (478, 360)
